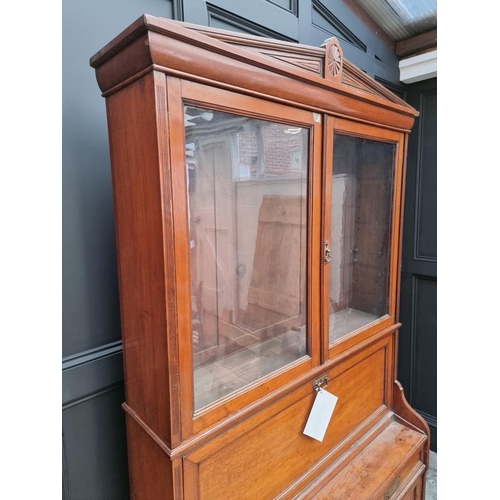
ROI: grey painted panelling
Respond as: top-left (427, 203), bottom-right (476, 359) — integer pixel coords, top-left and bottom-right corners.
top-left (412, 276), bottom-right (437, 416)
top-left (186, 0), bottom-right (401, 83)
top-left (398, 77), bottom-right (437, 452)
top-left (207, 3), bottom-right (296, 40)
top-left (311, 0), bottom-right (366, 51)
top-left (172, 0), bottom-right (185, 20)
top-left (300, 0), bottom-right (401, 83)
top-left (374, 76), bottom-right (407, 100)
top-left (207, 0), bottom-right (299, 40)
top-left (314, 0), bottom-right (392, 58)
top-left (62, 342), bottom-right (124, 405)
top-left (267, 0), bottom-right (298, 15)
top-left (415, 90), bottom-right (437, 261)
top-left (63, 386), bottom-right (129, 500)
top-left (62, 0), bottom-right (174, 357)
top-left (183, 0), bottom-right (211, 25)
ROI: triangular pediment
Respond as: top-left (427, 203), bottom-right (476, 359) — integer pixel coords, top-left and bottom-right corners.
top-left (126, 20), bottom-right (414, 113)
top-left (258, 50), bottom-right (323, 75)
top-left (175, 23), bottom-right (411, 109)
top-left (341, 59), bottom-right (409, 107)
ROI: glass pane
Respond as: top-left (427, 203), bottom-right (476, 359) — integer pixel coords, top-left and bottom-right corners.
top-left (329, 134), bottom-right (395, 344)
top-left (185, 105), bottom-right (309, 411)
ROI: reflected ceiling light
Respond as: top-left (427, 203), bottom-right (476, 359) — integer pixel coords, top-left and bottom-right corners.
top-left (284, 128), bottom-right (302, 134)
top-left (184, 113), bottom-right (197, 127)
top-left (184, 111), bottom-right (214, 126)
top-left (200, 111), bottom-right (214, 121)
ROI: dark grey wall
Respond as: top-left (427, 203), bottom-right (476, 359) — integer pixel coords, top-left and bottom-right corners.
top-left (62, 1), bottom-right (174, 498)
top-left (398, 77), bottom-right (437, 453)
top-left (62, 1), bottom-right (403, 498)
top-left (62, 0), bottom-right (174, 359)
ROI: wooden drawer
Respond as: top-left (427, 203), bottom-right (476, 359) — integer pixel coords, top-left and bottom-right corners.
top-left (396, 480), bottom-right (423, 500)
top-left (392, 462), bottom-right (425, 500)
top-left (396, 482), bottom-right (422, 500)
top-left (304, 419), bottom-right (426, 500)
top-left (184, 336), bottom-right (393, 500)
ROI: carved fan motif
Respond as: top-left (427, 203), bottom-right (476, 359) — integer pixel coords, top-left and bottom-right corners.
top-left (328, 44), bottom-right (341, 77)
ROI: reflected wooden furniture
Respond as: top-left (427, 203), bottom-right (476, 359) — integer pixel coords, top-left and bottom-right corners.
top-left (90, 15), bottom-right (430, 500)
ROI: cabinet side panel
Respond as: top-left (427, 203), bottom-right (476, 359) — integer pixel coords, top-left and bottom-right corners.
top-left (106, 73), bottom-right (171, 445)
top-left (126, 413), bottom-right (175, 500)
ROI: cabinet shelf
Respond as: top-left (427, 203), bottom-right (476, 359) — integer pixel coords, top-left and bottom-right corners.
top-left (329, 308), bottom-right (379, 343)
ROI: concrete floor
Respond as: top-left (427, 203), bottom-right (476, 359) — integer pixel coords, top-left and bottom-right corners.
top-left (425, 451), bottom-right (437, 499)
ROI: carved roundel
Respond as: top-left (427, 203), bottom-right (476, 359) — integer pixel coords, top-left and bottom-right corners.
top-left (324, 37), bottom-right (343, 82)
top-left (328, 44), bottom-right (342, 77)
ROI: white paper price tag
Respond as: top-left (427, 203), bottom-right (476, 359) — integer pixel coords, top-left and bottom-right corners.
top-left (303, 389), bottom-right (338, 442)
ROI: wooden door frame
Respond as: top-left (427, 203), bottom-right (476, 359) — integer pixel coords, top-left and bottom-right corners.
top-left (323, 117), bottom-right (406, 360)
top-left (168, 77), bottom-right (324, 437)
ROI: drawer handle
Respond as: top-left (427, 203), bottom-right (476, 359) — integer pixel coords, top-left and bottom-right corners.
top-left (385, 476), bottom-right (401, 499)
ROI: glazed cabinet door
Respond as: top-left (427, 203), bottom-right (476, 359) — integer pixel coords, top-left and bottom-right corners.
top-left (167, 78), bottom-right (323, 436)
top-left (322, 118), bottom-right (405, 359)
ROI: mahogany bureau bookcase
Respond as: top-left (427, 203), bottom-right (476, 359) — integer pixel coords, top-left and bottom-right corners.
top-left (90, 15), bottom-right (430, 500)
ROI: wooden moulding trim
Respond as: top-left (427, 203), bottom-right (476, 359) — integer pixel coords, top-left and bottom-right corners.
top-left (375, 436), bottom-right (427, 498)
top-left (101, 63), bottom-right (414, 134)
top-left (328, 315), bottom-right (393, 359)
top-left (299, 418), bottom-right (427, 499)
top-left (120, 326), bottom-right (398, 462)
top-left (188, 339), bottom-right (392, 464)
top-left (292, 411), bottom-right (395, 498)
top-left (168, 20), bottom-right (323, 56)
top-left (191, 356), bottom-right (315, 435)
top-left (397, 463), bottom-right (427, 498)
top-left (100, 65), bottom-right (153, 97)
top-left (151, 323), bottom-right (400, 459)
top-left (321, 115), bottom-right (335, 363)
top-left (91, 15), bottom-right (417, 122)
top-left (172, 21), bottom-right (406, 110)
top-left (342, 59), bottom-right (409, 108)
top-left (156, 71), bottom-right (185, 447)
top-left (275, 407), bottom-right (393, 500)
top-left (122, 402), bottom-right (173, 457)
top-left (90, 15), bottom-right (150, 67)
top-left (395, 134), bottom-right (410, 327)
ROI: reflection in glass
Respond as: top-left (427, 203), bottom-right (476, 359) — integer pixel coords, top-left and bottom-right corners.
top-left (185, 105), bottom-right (309, 410)
top-left (329, 134), bottom-right (395, 344)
